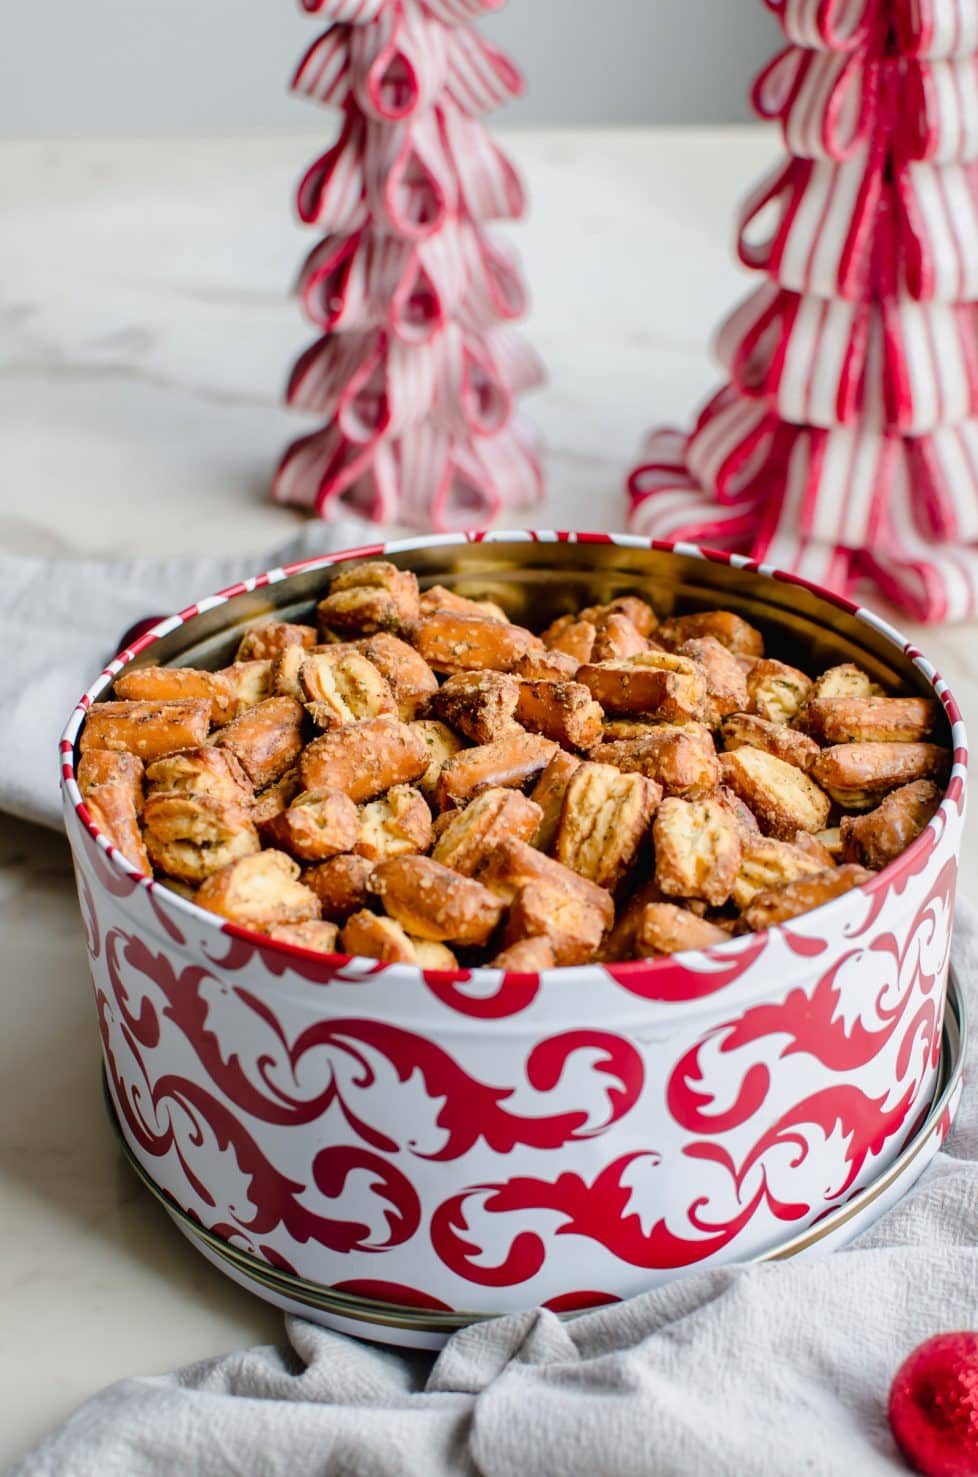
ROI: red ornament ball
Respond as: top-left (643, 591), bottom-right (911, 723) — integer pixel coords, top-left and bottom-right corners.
top-left (889, 1333), bottom-right (978, 1477)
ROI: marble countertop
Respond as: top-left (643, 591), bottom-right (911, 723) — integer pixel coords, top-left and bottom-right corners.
top-left (1, 126), bottom-right (975, 1465)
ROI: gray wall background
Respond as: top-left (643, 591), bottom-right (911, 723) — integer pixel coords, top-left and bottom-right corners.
top-left (0, 2), bottom-right (778, 134)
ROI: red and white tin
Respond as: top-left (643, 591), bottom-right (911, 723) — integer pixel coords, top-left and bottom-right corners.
top-left (60, 533), bottom-right (967, 1345)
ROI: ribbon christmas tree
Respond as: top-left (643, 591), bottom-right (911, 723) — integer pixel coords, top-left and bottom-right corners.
top-left (628, 0), bottom-right (978, 623)
top-left (274, 0), bottom-right (543, 529)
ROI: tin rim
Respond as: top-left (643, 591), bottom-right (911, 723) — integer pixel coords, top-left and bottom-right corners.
top-left (60, 530), bottom-right (969, 991)
top-left (102, 965), bottom-right (966, 1335)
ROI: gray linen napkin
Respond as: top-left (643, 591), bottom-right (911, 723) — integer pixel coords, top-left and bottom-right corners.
top-left (8, 907), bottom-right (978, 1476)
top-left (0, 518), bottom-right (404, 830)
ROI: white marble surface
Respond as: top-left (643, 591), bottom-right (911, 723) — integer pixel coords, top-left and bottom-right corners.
top-left (0, 127), bottom-right (976, 1466)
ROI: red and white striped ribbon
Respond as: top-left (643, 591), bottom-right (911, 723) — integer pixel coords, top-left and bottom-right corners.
top-left (445, 25), bottom-right (523, 114)
top-left (420, 0), bottom-right (506, 25)
top-left (429, 322), bottom-right (512, 436)
top-left (300, 0), bottom-right (389, 23)
top-left (895, 57), bottom-right (978, 162)
top-left (296, 109), bottom-right (369, 231)
top-left (894, 0), bottom-right (978, 59)
top-left (910, 418), bottom-right (978, 540)
top-left (865, 447), bottom-right (978, 620)
top-left (483, 326), bottom-right (546, 397)
top-left (764, 0), bottom-right (881, 52)
top-left (685, 387), bottom-right (779, 503)
top-left (350, 1), bottom-right (449, 121)
top-left (440, 102), bottom-right (526, 220)
top-left (365, 108), bottom-right (457, 237)
top-left (455, 222), bottom-right (528, 325)
top-left (286, 327), bottom-right (442, 444)
top-left (292, 26), bottom-right (352, 108)
top-left (897, 156), bottom-right (978, 299)
top-left (753, 45), bottom-right (879, 160)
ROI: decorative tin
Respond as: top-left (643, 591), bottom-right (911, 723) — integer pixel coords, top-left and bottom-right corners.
top-left (60, 533), bottom-right (968, 1346)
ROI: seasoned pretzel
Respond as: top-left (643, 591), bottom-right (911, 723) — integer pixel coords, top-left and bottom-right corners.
top-left (746, 659), bottom-right (813, 725)
top-left (432, 788), bottom-right (542, 876)
top-left (741, 865), bottom-right (873, 930)
top-left (529, 749), bottom-right (582, 852)
top-left (435, 732), bottom-right (557, 811)
top-left (143, 792), bottom-right (260, 883)
top-left (338, 910), bottom-right (458, 968)
top-left (810, 663), bottom-right (882, 701)
top-left (431, 670), bottom-right (521, 744)
top-left (719, 746), bottom-right (831, 838)
top-left (213, 696), bottom-right (305, 789)
top-left (418, 585), bottom-right (509, 623)
top-left (196, 850), bottom-right (321, 928)
top-left (515, 680), bottom-right (604, 750)
top-left (481, 839), bottom-right (613, 965)
top-left (579, 652), bottom-right (707, 723)
top-left (597, 724), bottom-right (719, 798)
top-left (657, 610), bottom-right (764, 657)
top-left (840, 780), bottom-right (942, 870)
top-left (114, 665), bottom-right (235, 726)
top-left (714, 783), bottom-right (763, 845)
top-left (78, 751), bottom-right (151, 875)
top-left (490, 937), bottom-right (556, 970)
top-left (513, 647), bottom-right (582, 682)
top-left (263, 787), bottom-right (360, 862)
top-left (356, 633), bottom-right (438, 719)
top-left (369, 856), bottom-right (504, 947)
top-left (720, 712), bottom-right (820, 771)
top-left (636, 902), bottom-right (731, 956)
top-left (217, 660), bottom-right (274, 715)
top-left (302, 853), bottom-right (375, 923)
top-left (414, 611), bottom-right (545, 675)
top-left (144, 747), bottom-right (253, 807)
top-left (677, 636), bottom-right (748, 727)
top-left (249, 767), bottom-right (303, 826)
top-left (591, 613), bottom-right (651, 663)
top-left (731, 837), bottom-right (827, 911)
top-left (410, 720), bottom-right (466, 803)
top-left (791, 830), bottom-right (839, 869)
top-left (809, 743), bottom-right (950, 810)
top-left (317, 561), bottom-right (420, 636)
top-left (236, 621), bottom-right (318, 662)
top-left (799, 697), bottom-right (941, 745)
top-left (264, 920), bottom-right (340, 954)
top-left (653, 796), bottom-right (742, 907)
top-left (300, 715), bottom-right (429, 802)
top-left (299, 651), bottom-right (397, 729)
top-left (579, 596), bottom-right (658, 638)
top-left (355, 785), bottom-right (433, 862)
top-left (555, 763), bottom-right (660, 890)
top-left (541, 616), bottom-right (597, 664)
top-left (80, 699), bottom-right (211, 764)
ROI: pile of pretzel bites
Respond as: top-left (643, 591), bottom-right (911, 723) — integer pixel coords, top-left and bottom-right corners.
top-left (77, 561), bottom-right (951, 969)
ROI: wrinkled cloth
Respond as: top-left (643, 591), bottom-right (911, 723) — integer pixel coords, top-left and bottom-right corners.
top-left (0, 519), bottom-right (402, 830)
top-left (8, 910), bottom-right (978, 1476)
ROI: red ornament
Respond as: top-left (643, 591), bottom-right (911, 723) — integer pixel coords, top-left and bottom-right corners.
top-left (889, 1332), bottom-right (978, 1477)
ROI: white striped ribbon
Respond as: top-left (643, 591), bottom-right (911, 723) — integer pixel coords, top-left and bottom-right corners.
top-left (764, 0), bottom-right (879, 51)
top-left (440, 101), bottom-right (526, 221)
top-left (365, 108), bottom-right (457, 237)
top-left (898, 157), bottom-right (978, 299)
top-left (894, 0), bottom-right (978, 59)
top-left (444, 23), bottom-right (523, 114)
top-left (296, 110), bottom-right (369, 231)
top-left (300, 0), bottom-right (389, 23)
top-left (351, 1), bottom-right (449, 121)
top-left (754, 45), bottom-right (878, 160)
top-left (897, 57), bottom-right (978, 163)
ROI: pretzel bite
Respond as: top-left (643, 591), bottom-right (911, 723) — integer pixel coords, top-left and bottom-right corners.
top-left (302, 853), bottom-right (375, 923)
top-left (249, 767), bottom-right (303, 826)
top-left (840, 780), bottom-right (942, 870)
top-left (317, 561), bottom-right (420, 637)
top-left (809, 743), bottom-right (950, 810)
top-left (799, 697), bottom-right (941, 745)
top-left (491, 937), bottom-right (556, 971)
top-left (432, 788), bottom-right (542, 876)
top-left (143, 793), bottom-right (260, 883)
top-left (80, 699), bottom-right (211, 764)
top-left (657, 610), bottom-right (764, 658)
top-left (413, 611), bottom-right (545, 675)
top-left (555, 763), bottom-right (660, 890)
top-left (145, 746), bottom-right (253, 805)
top-left (356, 633), bottom-right (438, 719)
top-left (264, 920), bottom-right (339, 954)
top-left (431, 670), bottom-right (522, 744)
top-left (300, 715), bottom-right (429, 802)
top-left (482, 839), bottom-right (614, 964)
top-left (339, 910), bottom-right (458, 968)
top-left (714, 783), bottom-right (763, 845)
top-left (810, 663), bottom-right (882, 701)
top-left (216, 660), bottom-right (274, 715)
top-left (410, 720), bottom-right (466, 803)
top-left (597, 724), bottom-right (719, 799)
top-left (653, 796), bottom-right (742, 907)
top-left (636, 903), bottom-right (731, 956)
top-left (299, 651), bottom-right (397, 729)
top-left (273, 644), bottom-right (337, 701)
top-left (791, 830), bottom-right (839, 869)
top-left (579, 651), bottom-right (707, 723)
top-left (513, 647), bottom-right (582, 681)
top-left (591, 613), bottom-right (651, 663)
top-left (746, 659), bottom-right (813, 725)
top-left (720, 712), bottom-right (820, 771)
top-left (676, 637), bottom-right (749, 727)
top-left (355, 785), bottom-right (433, 862)
top-left (78, 751), bottom-right (151, 874)
top-left (369, 856), bottom-right (504, 947)
top-left (213, 696), bottom-right (305, 789)
top-left (435, 732), bottom-right (557, 811)
top-left (529, 749), bottom-right (582, 852)
top-left (418, 585), bottom-right (508, 623)
top-left (579, 596), bottom-right (658, 638)
top-left (236, 621), bottom-right (318, 662)
top-left (196, 850), bottom-right (321, 928)
top-left (731, 837), bottom-right (827, 911)
top-left (263, 787), bottom-right (360, 862)
top-left (515, 680), bottom-right (604, 750)
top-left (719, 747), bottom-right (831, 838)
top-left (741, 865), bottom-right (873, 930)
top-left (114, 665), bottom-right (235, 726)
top-left (541, 617), bottom-right (597, 664)
top-left (814, 827), bottom-right (845, 860)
